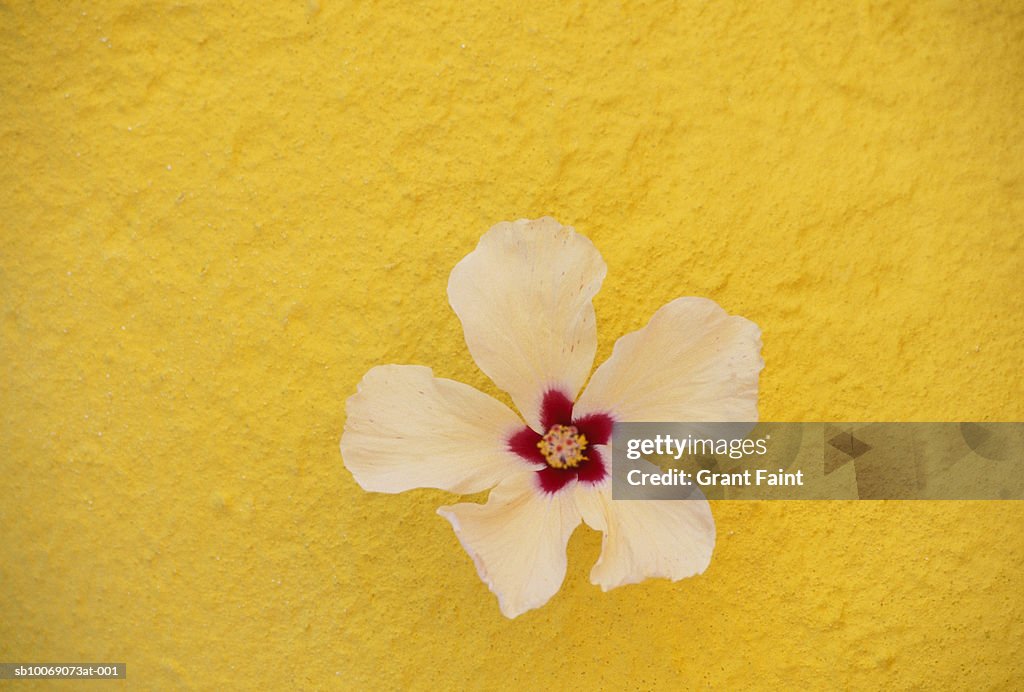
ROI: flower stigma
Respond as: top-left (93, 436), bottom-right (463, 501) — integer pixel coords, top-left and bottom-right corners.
top-left (537, 424), bottom-right (589, 469)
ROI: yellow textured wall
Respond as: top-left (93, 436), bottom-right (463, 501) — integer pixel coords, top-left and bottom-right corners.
top-left (2, 1), bottom-right (1023, 689)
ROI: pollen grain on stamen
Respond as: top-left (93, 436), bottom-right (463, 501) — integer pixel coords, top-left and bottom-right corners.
top-left (537, 424), bottom-right (588, 469)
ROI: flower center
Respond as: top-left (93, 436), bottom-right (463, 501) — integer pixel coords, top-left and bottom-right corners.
top-left (537, 424), bottom-right (588, 470)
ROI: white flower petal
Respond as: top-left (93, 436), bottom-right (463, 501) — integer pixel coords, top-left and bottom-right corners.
top-left (341, 365), bottom-right (534, 494)
top-left (574, 297), bottom-right (763, 423)
top-left (448, 218), bottom-right (607, 431)
top-left (438, 472), bottom-right (581, 618)
top-left (575, 483), bottom-right (715, 590)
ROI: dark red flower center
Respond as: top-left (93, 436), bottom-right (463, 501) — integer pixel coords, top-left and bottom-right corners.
top-left (507, 389), bottom-right (614, 493)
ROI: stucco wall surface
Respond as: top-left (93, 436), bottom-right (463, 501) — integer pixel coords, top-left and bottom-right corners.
top-left (2, 1), bottom-right (1023, 689)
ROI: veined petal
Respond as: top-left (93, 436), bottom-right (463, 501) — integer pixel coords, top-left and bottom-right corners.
top-left (438, 472), bottom-right (581, 618)
top-left (575, 483), bottom-right (715, 591)
top-left (448, 218), bottom-right (606, 431)
top-left (574, 297), bottom-right (763, 423)
top-left (341, 365), bottom-right (535, 494)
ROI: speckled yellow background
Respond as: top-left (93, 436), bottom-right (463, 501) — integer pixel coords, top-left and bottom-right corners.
top-left (2, 0), bottom-right (1023, 689)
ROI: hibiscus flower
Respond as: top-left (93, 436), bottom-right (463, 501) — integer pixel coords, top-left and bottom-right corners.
top-left (340, 218), bottom-right (763, 618)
